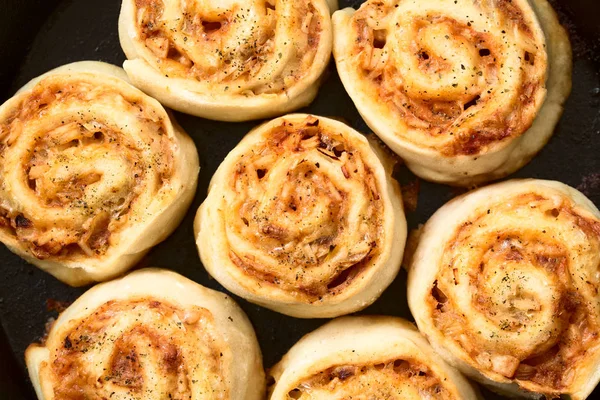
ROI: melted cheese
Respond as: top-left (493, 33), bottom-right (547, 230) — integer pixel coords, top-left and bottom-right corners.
top-left (118, 0), bottom-right (337, 121)
top-left (269, 316), bottom-right (479, 400)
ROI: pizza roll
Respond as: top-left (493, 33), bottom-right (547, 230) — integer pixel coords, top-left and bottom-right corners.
top-left (0, 61), bottom-right (199, 286)
top-left (119, 0), bottom-right (337, 121)
top-left (268, 316), bottom-right (479, 399)
top-left (333, 0), bottom-right (571, 185)
top-left (26, 268), bottom-right (264, 400)
top-left (408, 179), bottom-right (600, 399)
top-left (195, 114), bottom-right (406, 318)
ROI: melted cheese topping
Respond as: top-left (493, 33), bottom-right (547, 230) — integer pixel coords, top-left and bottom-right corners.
top-left (336, 0), bottom-right (547, 155)
top-left (333, 0), bottom-right (571, 186)
top-left (48, 299), bottom-right (227, 400)
top-left (0, 77), bottom-right (172, 258)
top-left (26, 269), bottom-right (265, 400)
top-left (288, 360), bottom-right (454, 399)
top-left (226, 117), bottom-right (384, 300)
top-left (132, 0), bottom-right (324, 96)
top-left (119, 0), bottom-right (335, 121)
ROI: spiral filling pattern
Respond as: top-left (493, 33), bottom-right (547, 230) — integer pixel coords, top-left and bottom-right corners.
top-left (47, 299), bottom-right (227, 399)
top-left (343, 0), bottom-right (547, 155)
top-left (132, 0), bottom-right (326, 96)
top-left (224, 116), bottom-right (384, 300)
top-left (430, 193), bottom-right (600, 391)
top-left (285, 359), bottom-right (455, 399)
top-left (0, 74), bottom-right (176, 260)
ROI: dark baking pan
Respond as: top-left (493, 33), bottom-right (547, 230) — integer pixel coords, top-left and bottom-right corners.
top-left (0, 0), bottom-right (598, 399)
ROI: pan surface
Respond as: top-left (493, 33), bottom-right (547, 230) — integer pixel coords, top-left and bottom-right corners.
top-left (0, 0), bottom-right (599, 398)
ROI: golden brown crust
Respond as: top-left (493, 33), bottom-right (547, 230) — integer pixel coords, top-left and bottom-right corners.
top-left (339, 0), bottom-right (546, 155)
top-left (431, 194), bottom-right (600, 393)
top-left (133, 0), bottom-right (322, 92)
top-left (290, 358), bottom-right (455, 399)
top-left (0, 80), bottom-right (172, 259)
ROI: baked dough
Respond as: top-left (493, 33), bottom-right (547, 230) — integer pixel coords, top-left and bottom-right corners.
top-left (195, 114), bottom-right (406, 318)
top-left (119, 0), bottom-right (337, 121)
top-left (0, 61), bottom-right (199, 286)
top-left (26, 268), bottom-right (264, 400)
top-left (268, 316), bottom-right (479, 399)
top-left (333, 0), bottom-right (572, 185)
top-left (408, 179), bottom-right (600, 399)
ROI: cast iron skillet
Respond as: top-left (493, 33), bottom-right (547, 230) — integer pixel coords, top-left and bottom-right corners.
top-left (0, 0), bottom-right (599, 398)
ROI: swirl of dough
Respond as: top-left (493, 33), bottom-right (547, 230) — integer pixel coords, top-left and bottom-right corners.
top-left (119, 0), bottom-right (337, 121)
top-left (26, 268), bottom-right (264, 400)
top-left (195, 114), bottom-right (406, 318)
top-left (408, 179), bottom-right (600, 399)
top-left (268, 316), bottom-right (479, 399)
top-left (332, 0), bottom-right (571, 185)
top-left (0, 62), bottom-right (199, 286)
